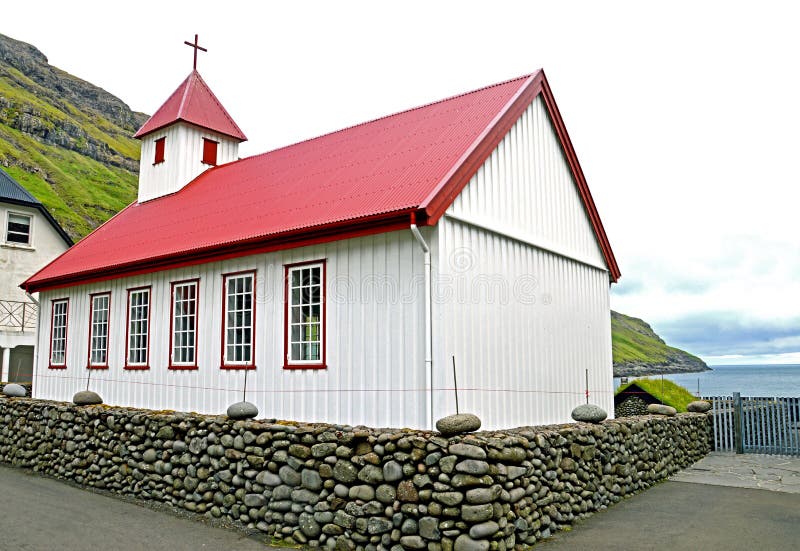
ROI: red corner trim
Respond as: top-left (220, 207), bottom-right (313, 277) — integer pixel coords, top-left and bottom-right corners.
top-left (420, 72), bottom-right (543, 223)
top-left (538, 76), bottom-right (621, 282)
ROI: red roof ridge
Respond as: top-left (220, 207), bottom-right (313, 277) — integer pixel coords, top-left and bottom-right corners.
top-left (185, 71), bottom-right (247, 140)
top-left (176, 71), bottom-right (194, 116)
top-left (239, 72), bottom-right (539, 165)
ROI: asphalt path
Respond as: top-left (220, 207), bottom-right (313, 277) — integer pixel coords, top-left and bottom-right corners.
top-left (0, 464), bottom-right (273, 551)
top-left (4, 460), bottom-right (800, 550)
top-left (539, 480), bottom-right (800, 550)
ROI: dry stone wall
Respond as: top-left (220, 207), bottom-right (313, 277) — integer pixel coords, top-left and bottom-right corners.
top-left (0, 398), bottom-right (710, 550)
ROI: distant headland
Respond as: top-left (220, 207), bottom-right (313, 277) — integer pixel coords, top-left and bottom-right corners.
top-left (612, 310), bottom-right (710, 377)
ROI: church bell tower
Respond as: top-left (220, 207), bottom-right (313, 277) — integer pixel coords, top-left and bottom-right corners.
top-left (133, 35), bottom-right (247, 203)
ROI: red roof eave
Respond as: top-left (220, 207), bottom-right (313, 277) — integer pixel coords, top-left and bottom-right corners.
top-left (22, 208), bottom-right (421, 294)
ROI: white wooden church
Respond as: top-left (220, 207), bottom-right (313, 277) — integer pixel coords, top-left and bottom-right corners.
top-left (24, 54), bottom-right (620, 430)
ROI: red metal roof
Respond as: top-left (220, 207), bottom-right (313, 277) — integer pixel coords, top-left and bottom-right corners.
top-left (24, 70), bottom-right (620, 292)
top-left (133, 70), bottom-right (247, 141)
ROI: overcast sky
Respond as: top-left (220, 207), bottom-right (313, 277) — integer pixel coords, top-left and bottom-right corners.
top-left (3, 1), bottom-right (799, 365)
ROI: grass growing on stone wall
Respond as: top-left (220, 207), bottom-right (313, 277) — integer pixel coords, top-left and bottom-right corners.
top-left (616, 378), bottom-right (696, 412)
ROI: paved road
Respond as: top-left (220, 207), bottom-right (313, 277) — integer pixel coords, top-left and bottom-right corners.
top-left (4, 453), bottom-right (800, 550)
top-left (671, 452), bottom-right (800, 493)
top-left (0, 464), bottom-right (272, 551)
top-left (541, 477), bottom-right (800, 550)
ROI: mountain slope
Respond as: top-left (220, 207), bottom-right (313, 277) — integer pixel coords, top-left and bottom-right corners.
top-left (0, 32), bottom-right (146, 239)
top-left (612, 310), bottom-right (709, 377)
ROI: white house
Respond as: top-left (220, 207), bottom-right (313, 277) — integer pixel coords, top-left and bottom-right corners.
top-left (23, 68), bottom-right (620, 430)
top-left (0, 167), bottom-right (72, 383)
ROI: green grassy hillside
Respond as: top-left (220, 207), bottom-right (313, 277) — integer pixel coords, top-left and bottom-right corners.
top-left (612, 310), bottom-right (708, 377)
top-left (0, 33), bottom-right (147, 239)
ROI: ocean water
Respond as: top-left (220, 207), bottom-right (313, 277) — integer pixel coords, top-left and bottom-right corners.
top-left (614, 364), bottom-right (800, 398)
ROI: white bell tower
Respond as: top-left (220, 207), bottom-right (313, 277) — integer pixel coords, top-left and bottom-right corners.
top-left (133, 35), bottom-right (247, 203)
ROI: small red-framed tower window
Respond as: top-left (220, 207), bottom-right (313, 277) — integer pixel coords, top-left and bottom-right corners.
top-left (154, 137), bottom-right (166, 165)
top-left (202, 138), bottom-right (218, 166)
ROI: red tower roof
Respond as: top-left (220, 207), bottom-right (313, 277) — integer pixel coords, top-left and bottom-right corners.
top-left (24, 70), bottom-right (620, 292)
top-left (133, 70), bottom-right (247, 141)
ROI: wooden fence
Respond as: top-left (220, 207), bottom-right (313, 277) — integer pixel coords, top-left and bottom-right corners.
top-left (706, 393), bottom-right (800, 455)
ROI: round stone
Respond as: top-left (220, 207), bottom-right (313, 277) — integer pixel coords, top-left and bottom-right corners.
top-left (647, 403), bottom-right (677, 416)
top-left (454, 534), bottom-right (490, 551)
top-left (687, 400), bottom-right (712, 413)
top-left (73, 390), bottom-right (103, 405)
top-left (2, 383), bottom-right (26, 397)
top-left (435, 413), bottom-right (481, 436)
top-left (226, 401), bottom-right (258, 419)
top-left (571, 404), bottom-right (607, 423)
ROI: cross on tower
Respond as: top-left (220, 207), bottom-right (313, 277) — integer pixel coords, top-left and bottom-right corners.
top-left (184, 34), bottom-right (207, 71)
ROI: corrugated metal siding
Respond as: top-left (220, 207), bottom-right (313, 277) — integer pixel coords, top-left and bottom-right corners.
top-left (433, 94), bottom-right (613, 429)
top-left (433, 217), bottom-right (613, 429)
top-left (33, 229), bottom-right (427, 428)
top-left (447, 96), bottom-right (606, 268)
top-left (138, 124), bottom-right (239, 203)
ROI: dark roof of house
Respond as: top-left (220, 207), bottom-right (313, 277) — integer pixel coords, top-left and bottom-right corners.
top-left (0, 167), bottom-right (73, 247)
top-left (0, 167), bottom-right (39, 203)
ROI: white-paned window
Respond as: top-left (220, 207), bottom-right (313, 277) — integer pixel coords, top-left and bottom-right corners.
top-left (171, 280), bottom-right (198, 368)
top-left (223, 272), bottom-right (254, 367)
top-left (126, 288), bottom-right (150, 368)
top-left (88, 293), bottom-right (110, 367)
top-left (49, 299), bottom-right (69, 367)
top-left (6, 212), bottom-right (31, 245)
top-left (285, 262), bottom-right (325, 367)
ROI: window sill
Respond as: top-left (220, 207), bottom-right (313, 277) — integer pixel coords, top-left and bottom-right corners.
top-left (124, 365), bottom-right (150, 371)
top-left (283, 363), bottom-right (327, 370)
top-left (1, 243), bottom-right (34, 251)
top-left (169, 364), bottom-right (199, 371)
top-left (152, 161), bottom-right (165, 166)
top-left (86, 365), bottom-right (109, 370)
top-left (220, 364), bottom-right (256, 370)
top-left (48, 364), bottom-right (67, 370)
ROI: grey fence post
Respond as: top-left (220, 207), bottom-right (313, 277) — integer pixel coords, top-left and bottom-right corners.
top-left (733, 392), bottom-right (744, 454)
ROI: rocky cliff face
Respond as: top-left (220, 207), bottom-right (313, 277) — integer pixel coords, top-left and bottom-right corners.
top-left (0, 34), bottom-right (146, 171)
top-left (612, 310), bottom-right (710, 377)
top-left (0, 33), bottom-right (146, 238)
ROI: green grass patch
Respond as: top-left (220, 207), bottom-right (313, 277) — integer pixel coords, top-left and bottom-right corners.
top-left (616, 378), bottom-right (696, 412)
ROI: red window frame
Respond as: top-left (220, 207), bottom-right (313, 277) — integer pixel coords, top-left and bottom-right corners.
top-left (87, 291), bottom-right (111, 369)
top-left (48, 298), bottom-right (69, 369)
top-left (283, 259), bottom-right (327, 370)
top-left (202, 138), bottom-right (218, 166)
top-left (124, 286), bottom-right (151, 370)
top-left (154, 137), bottom-right (166, 165)
top-left (169, 278), bottom-right (200, 370)
top-left (220, 270), bottom-right (256, 370)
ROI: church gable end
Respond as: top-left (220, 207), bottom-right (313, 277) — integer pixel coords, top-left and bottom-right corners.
top-left (447, 95), bottom-right (608, 273)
